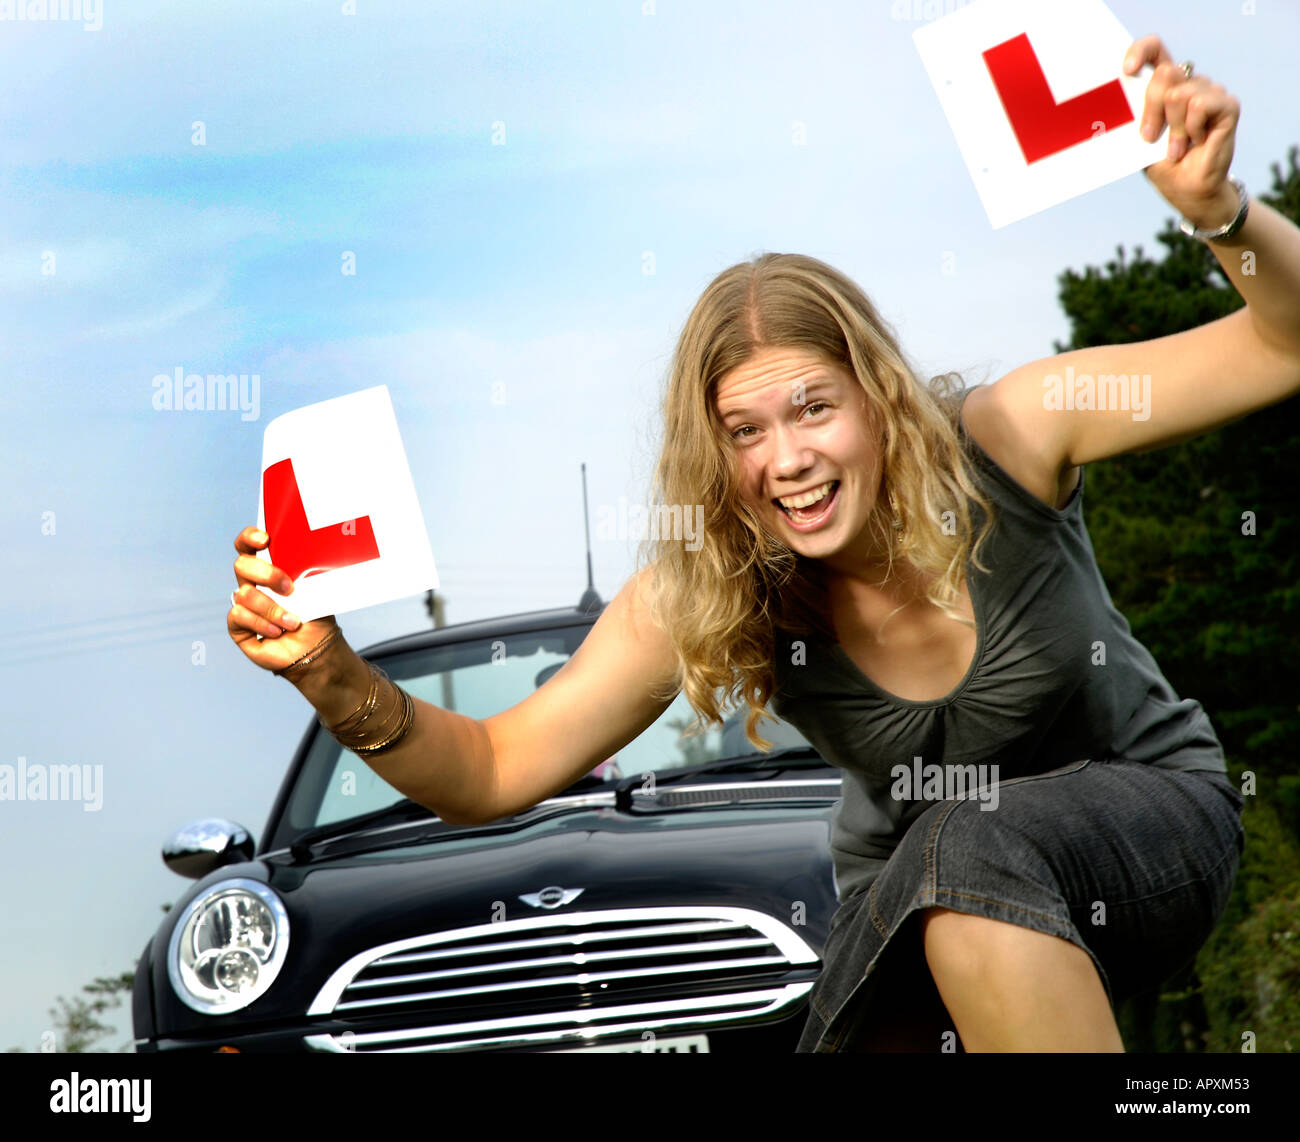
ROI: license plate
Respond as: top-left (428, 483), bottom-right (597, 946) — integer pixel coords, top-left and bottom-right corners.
top-left (549, 1033), bottom-right (710, 1053)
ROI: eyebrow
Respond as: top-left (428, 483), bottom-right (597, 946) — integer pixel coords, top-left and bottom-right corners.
top-left (717, 377), bottom-right (840, 422)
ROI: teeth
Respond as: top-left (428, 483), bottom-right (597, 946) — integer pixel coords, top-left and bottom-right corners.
top-left (778, 481), bottom-right (835, 510)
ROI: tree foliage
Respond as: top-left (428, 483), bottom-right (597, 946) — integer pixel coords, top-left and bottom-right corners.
top-left (5, 904), bottom-right (170, 1053)
top-left (1056, 145), bottom-right (1300, 1051)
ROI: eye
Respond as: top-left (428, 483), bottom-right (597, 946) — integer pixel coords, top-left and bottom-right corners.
top-left (730, 402), bottom-right (829, 441)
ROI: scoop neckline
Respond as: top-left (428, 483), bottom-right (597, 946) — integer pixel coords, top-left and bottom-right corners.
top-left (826, 560), bottom-right (986, 708)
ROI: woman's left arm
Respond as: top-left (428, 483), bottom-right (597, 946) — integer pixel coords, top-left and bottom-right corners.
top-left (976, 36), bottom-right (1300, 472)
top-left (1126, 34), bottom-right (1300, 359)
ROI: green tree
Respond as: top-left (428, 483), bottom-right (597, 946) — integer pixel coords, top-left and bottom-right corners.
top-left (47, 973), bottom-right (136, 1053)
top-left (1052, 145), bottom-right (1300, 1051)
top-left (3, 972), bottom-right (135, 1054)
top-left (6, 903), bottom-right (171, 1053)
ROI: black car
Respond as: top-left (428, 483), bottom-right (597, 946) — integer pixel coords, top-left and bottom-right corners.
top-left (131, 590), bottom-right (844, 1053)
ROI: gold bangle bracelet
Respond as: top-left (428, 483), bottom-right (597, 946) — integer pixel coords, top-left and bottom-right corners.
top-left (333, 664), bottom-right (401, 742)
top-left (352, 687), bottom-right (415, 756)
top-left (274, 625), bottom-right (344, 677)
top-left (340, 677), bottom-right (403, 746)
top-left (328, 663), bottom-right (385, 738)
top-left (326, 662), bottom-right (415, 755)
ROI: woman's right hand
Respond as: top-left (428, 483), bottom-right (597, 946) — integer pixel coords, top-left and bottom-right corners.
top-left (229, 525), bottom-right (341, 674)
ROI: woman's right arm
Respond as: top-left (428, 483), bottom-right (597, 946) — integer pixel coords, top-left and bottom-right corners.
top-left (232, 526), bottom-right (681, 827)
top-left (477, 565), bottom-right (682, 821)
top-left (305, 567), bottom-right (681, 826)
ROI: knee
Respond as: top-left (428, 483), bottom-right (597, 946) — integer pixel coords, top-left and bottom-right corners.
top-left (919, 906), bottom-right (970, 976)
top-left (921, 907), bottom-right (1100, 986)
top-left (919, 905), bottom-right (980, 946)
top-left (919, 906), bottom-right (1016, 982)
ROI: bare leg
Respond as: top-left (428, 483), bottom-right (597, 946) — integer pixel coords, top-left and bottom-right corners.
top-left (920, 906), bottom-right (1124, 1052)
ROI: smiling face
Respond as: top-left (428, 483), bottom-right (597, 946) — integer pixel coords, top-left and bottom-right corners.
top-left (714, 345), bottom-right (894, 580)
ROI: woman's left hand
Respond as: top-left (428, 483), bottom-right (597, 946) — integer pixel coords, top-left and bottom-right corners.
top-left (1124, 35), bottom-right (1240, 230)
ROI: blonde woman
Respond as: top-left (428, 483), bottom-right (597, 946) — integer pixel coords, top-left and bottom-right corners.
top-left (229, 37), bottom-right (1297, 1051)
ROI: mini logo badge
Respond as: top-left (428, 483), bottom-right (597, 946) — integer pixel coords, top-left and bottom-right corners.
top-left (519, 886), bottom-right (584, 910)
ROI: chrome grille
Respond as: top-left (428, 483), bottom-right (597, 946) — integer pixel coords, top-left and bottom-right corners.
top-left (304, 905), bottom-right (819, 1052)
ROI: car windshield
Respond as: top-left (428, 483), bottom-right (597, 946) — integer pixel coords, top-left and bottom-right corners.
top-left (278, 622), bottom-right (812, 836)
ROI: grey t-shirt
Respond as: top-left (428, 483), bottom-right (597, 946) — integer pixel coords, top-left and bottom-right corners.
top-left (771, 400), bottom-right (1228, 905)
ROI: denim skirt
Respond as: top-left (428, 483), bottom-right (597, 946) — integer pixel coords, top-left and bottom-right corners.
top-left (795, 757), bottom-right (1245, 1052)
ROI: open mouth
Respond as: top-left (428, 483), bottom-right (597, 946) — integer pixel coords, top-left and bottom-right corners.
top-left (775, 480), bottom-right (840, 524)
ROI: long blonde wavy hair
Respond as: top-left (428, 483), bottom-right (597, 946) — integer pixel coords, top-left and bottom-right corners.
top-left (635, 252), bottom-right (998, 752)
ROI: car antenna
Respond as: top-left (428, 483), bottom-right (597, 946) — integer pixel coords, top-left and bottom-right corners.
top-left (577, 462), bottom-right (603, 614)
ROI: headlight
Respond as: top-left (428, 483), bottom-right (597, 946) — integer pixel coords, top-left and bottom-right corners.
top-left (167, 878), bottom-right (290, 1014)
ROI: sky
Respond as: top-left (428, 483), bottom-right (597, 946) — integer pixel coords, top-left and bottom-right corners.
top-left (1, 0), bottom-right (1297, 1053)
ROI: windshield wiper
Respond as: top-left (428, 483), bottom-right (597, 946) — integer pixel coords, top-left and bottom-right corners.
top-left (609, 746), bottom-right (829, 802)
top-left (284, 748), bottom-right (830, 860)
top-left (287, 797), bottom-right (439, 861)
top-left (288, 794), bottom-right (619, 863)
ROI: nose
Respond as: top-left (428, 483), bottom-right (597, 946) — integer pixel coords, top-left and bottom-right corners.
top-left (769, 423), bottom-right (817, 482)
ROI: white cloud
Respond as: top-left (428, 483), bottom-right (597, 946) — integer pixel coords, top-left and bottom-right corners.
top-left (78, 275), bottom-right (229, 339)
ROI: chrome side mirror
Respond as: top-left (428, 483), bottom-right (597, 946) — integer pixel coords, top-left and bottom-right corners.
top-left (163, 818), bottom-right (255, 879)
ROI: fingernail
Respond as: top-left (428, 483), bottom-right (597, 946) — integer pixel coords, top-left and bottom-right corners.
top-left (282, 613), bottom-right (301, 630)
top-left (1142, 123), bottom-right (1156, 142)
top-left (281, 578), bottom-right (293, 593)
top-left (254, 530), bottom-right (268, 543)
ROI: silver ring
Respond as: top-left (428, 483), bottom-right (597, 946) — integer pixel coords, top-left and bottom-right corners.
top-left (1179, 60), bottom-right (1194, 80)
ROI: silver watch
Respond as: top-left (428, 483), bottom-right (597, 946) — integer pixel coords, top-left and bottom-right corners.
top-left (1179, 177), bottom-right (1249, 242)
